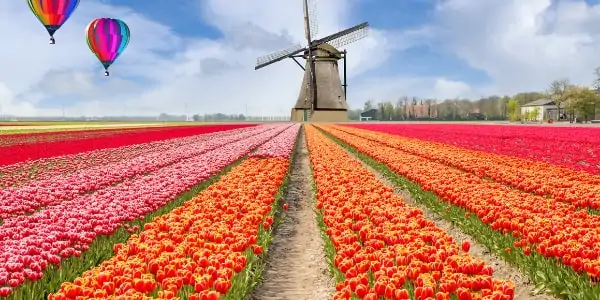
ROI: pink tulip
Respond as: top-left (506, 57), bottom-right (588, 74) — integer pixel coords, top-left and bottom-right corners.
top-left (0, 124), bottom-right (292, 291)
top-left (251, 124), bottom-right (300, 158)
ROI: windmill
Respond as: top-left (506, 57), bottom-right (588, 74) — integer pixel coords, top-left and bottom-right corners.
top-left (254, 0), bottom-right (369, 122)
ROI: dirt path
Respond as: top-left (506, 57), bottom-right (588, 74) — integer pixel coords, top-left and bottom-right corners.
top-left (248, 128), bottom-right (335, 300)
top-left (338, 147), bottom-right (557, 300)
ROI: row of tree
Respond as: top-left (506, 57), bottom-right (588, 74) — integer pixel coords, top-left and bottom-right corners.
top-left (351, 68), bottom-right (600, 122)
top-left (348, 95), bottom-right (531, 121)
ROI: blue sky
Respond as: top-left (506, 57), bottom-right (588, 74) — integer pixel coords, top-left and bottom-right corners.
top-left (2, 0), bottom-right (600, 116)
top-left (102, 0), bottom-right (493, 93)
top-left (100, 0), bottom-right (222, 38)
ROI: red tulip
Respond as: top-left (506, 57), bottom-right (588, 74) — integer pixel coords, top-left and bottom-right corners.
top-left (462, 241), bottom-right (471, 252)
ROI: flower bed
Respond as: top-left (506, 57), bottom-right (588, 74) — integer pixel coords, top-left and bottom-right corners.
top-left (336, 125), bottom-right (600, 209)
top-left (0, 124), bottom-right (254, 166)
top-left (48, 127), bottom-right (298, 299)
top-left (0, 126), bottom-right (254, 188)
top-left (321, 124), bottom-right (600, 298)
top-left (0, 126), bottom-right (277, 219)
top-left (0, 127), bottom-right (150, 147)
top-left (305, 125), bottom-right (514, 300)
top-left (250, 124), bottom-right (300, 158)
top-left (0, 125), bottom-right (290, 298)
top-left (347, 124), bottom-right (600, 174)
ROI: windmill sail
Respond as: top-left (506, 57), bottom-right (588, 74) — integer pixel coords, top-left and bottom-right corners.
top-left (255, 45), bottom-right (305, 70)
top-left (312, 22), bottom-right (369, 47)
top-left (253, 0), bottom-right (369, 122)
top-left (307, 0), bottom-right (318, 40)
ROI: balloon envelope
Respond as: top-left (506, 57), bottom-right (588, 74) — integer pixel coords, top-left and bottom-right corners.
top-left (85, 18), bottom-right (130, 70)
top-left (27, 0), bottom-right (80, 36)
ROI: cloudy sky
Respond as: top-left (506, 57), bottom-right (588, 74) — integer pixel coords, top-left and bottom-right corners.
top-left (2, 0), bottom-right (600, 117)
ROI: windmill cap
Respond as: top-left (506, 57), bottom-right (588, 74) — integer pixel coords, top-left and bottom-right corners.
top-left (305, 43), bottom-right (343, 60)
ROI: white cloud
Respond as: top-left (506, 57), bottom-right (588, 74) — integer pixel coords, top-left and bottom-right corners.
top-left (0, 0), bottom-right (409, 117)
top-left (432, 0), bottom-right (600, 95)
top-left (350, 76), bottom-right (475, 103)
top-left (7, 0), bottom-right (598, 117)
top-left (432, 78), bottom-right (471, 98)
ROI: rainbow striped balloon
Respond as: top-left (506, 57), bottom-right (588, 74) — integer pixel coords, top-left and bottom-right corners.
top-left (27, 0), bottom-right (80, 43)
top-left (85, 18), bottom-right (130, 76)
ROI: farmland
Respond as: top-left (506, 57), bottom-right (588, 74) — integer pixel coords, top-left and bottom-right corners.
top-left (0, 122), bottom-right (598, 299)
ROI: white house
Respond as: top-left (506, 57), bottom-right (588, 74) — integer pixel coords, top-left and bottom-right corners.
top-left (520, 99), bottom-right (562, 121)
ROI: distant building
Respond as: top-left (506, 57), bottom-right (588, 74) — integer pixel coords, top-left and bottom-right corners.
top-left (467, 112), bottom-right (486, 120)
top-left (360, 109), bottom-right (377, 121)
top-left (520, 99), bottom-right (564, 121)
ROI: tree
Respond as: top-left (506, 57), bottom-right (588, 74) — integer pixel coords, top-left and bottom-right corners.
top-left (364, 100), bottom-right (374, 111)
top-left (501, 96), bottom-right (511, 119)
top-left (513, 92), bottom-right (545, 105)
top-left (506, 98), bottom-right (521, 122)
top-left (569, 86), bottom-right (600, 122)
top-left (531, 107), bottom-right (541, 121)
top-left (379, 101), bottom-right (393, 120)
top-left (192, 114), bottom-right (200, 121)
top-left (347, 109), bottom-right (362, 120)
top-left (394, 98), bottom-right (405, 120)
top-left (377, 102), bottom-right (385, 120)
top-left (548, 79), bottom-right (570, 119)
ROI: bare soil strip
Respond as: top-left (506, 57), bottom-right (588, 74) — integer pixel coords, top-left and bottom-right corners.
top-left (338, 144), bottom-right (557, 300)
top-left (248, 128), bottom-right (334, 300)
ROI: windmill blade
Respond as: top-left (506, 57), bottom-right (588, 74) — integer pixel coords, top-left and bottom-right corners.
top-left (312, 22), bottom-right (369, 49)
top-left (255, 45), bottom-right (306, 70)
top-left (307, 0), bottom-right (318, 40)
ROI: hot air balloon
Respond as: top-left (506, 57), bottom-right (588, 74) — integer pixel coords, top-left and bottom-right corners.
top-left (85, 18), bottom-right (130, 76)
top-left (27, 0), bottom-right (80, 44)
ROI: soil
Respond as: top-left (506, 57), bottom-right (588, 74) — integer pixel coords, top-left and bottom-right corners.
top-left (340, 148), bottom-right (558, 300)
top-left (248, 128), bottom-right (335, 300)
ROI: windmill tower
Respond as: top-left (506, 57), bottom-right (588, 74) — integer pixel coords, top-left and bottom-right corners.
top-left (254, 0), bottom-right (369, 122)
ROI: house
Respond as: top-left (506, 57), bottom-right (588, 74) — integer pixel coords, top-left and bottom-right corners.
top-left (360, 108), bottom-right (377, 121)
top-left (520, 99), bottom-right (565, 121)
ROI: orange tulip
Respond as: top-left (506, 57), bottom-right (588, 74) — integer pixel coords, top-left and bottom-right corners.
top-left (305, 125), bottom-right (514, 299)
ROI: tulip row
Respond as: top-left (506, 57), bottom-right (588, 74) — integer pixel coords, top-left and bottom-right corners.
top-left (0, 127), bottom-right (164, 147)
top-left (0, 124), bottom-right (254, 166)
top-left (320, 125), bottom-right (600, 298)
top-left (250, 124), bottom-right (300, 158)
top-left (48, 127), bottom-right (298, 299)
top-left (347, 124), bottom-right (600, 174)
top-left (0, 126), bottom-right (258, 189)
top-left (0, 124), bottom-right (291, 298)
top-left (0, 125), bottom-right (279, 220)
top-left (338, 125), bottom-right (600, 209)
top-left (0, 126), bottom-right (246, 188)
top-left (305, 125), bottom-right (514, 300)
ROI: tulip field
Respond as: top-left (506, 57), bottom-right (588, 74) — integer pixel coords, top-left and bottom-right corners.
top-left (0, 121), bottom-right (598, 299)
top-left (316, 123), bottom-right (600, 300)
